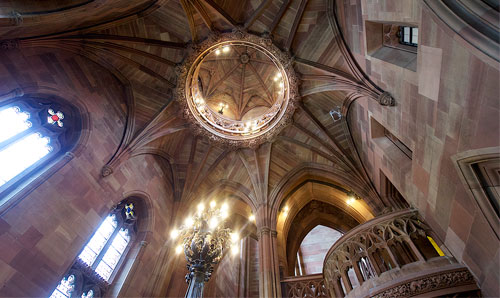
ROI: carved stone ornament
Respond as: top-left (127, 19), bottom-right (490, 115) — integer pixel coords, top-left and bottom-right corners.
top-left (371, 268), bottom-right (476, 298)
top-left (10, 11), bottom-right (23, 26)
top-left (0, 39), bottom-right (20, 50)
top-left (284, 278), bottom-right (328, 298)
top-left (175, 30), bottom-right (300, 149)
top-left (378, 91), bottom-right (395, 106)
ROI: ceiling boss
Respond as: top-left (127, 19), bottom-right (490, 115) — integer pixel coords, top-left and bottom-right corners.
top-left (176, 31), bottom-right (300, 148)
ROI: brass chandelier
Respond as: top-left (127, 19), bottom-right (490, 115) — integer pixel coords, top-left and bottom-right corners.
top-left (171, 201), bottom-right (239, 298)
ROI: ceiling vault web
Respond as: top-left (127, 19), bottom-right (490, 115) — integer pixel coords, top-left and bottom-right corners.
top-left (244, 0), bottom-right (273, 30)
top-left (270, 0), bottom-right (291, 34)
top-left (201, 0), bottom-right (238, 27)
top-left (285, 0), bottom-right (309, 51)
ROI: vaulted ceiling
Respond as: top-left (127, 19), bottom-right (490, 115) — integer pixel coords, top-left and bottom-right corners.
top-left (1, 0), bottom-right (391, 217)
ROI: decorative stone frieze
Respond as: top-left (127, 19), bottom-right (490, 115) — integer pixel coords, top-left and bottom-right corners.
top-left (371, 268), bottom-right (476, 298)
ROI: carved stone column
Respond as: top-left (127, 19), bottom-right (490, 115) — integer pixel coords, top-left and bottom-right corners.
top-left (258, 226), bottom-right (281, 298)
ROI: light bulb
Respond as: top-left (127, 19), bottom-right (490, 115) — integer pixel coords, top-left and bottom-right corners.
top-left (209, 217), bottom-right (219, 229)
top-left (210, 201), bottom-right (216, 208)
top-left (221, 203), bottom-right (229, 211)
top-left (249, 214), bottom-right (255, 221)
top-left (170, 229), bottom-right (179, 239)
top-left (184, 216), bottom-right (194, 228)
top-left (221, 210), bottom-right (229, 219)
top-left (222, 46), bottom-right (230, 53)
top-left (175, 245), bottom-right (183, 254)
top-left (215, 49), bottom-right (221, 55)
top-left (347, 198), bottom-right (355, 205)
top-left (231, 232), bottom-right (239, 243)
top-left (197, 203), bottom-right (205, 213)
top-left (284, 206), bottom-right (289, 212)
top-left (231, 245), bottom-right (239, 255)
top-left (277, 72), bottom-right (282, 78)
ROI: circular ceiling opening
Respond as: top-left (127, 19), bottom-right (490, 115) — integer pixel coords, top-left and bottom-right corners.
top-left (177, 32), bottom-right (298, 147)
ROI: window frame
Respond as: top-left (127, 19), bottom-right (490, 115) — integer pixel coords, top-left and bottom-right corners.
top-left (399, 26), bottom-right (418, 47)
top-left (0, 96), bottom-right (80, 207)
top-left (50, 202), bottom-right (138, 298)
top-left (77, 205), bottom-right (136, 284)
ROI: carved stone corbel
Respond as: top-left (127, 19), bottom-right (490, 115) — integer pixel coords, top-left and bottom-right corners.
top-left (378, 91), bottom-right (395, 106)
top-left (0, 39), bottom-right (20, 50)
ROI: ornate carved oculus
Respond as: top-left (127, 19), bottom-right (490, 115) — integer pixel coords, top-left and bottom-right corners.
top-left (176, 31), bottom-right (299, 148)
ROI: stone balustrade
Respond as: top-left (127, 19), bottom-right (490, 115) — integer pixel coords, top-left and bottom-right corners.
top-left (322, 209), bottom-right (479, 297)
top-left (281, 273), bottom-right (328, 298)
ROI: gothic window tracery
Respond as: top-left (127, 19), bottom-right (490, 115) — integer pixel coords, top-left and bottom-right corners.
top-left (49, 201), bottom-right (137, 297)
top-left (0, 96), bottom-right (80, 199)
top-left (49, 275), bottom-right (75, 298)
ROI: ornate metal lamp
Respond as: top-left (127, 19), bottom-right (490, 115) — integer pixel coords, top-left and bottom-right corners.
top-left (171, 201), bottom-right (239, 298)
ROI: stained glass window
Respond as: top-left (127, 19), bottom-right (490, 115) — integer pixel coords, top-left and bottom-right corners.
top-left (49, 275), bottom-right (75, 298)
top-left (81, 290), bottom-right (93, 298)
top-left (78, 203), bottom-right (135, 281)
top-left (78, 214), bottom-right (118, 266)
top-left (95, 228), bottom-right (130, 280)
top-left (0, 104), bottom-right (66, 191)
top-left (0, 107), bottom-right (31, 143)
top-left (49, 202), bottom-right (136, 297)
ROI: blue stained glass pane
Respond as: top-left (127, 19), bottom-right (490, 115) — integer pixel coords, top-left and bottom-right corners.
top-left (49, 275), bottom-right (74, 298)
top-left (111, 231), bottom-right (129, 253)
top-left (101, 247), bottom-right (121, 268)
top-left (82, 290), bottom-right (94, 298)
top-left (95, 261), bottom-right (113, 281)
top-left (50, 290), bottom-right (68, 298)
top-left (94, 229), bottom-right (130, 281)
top-left (78, 246), bottom-right (98, 266)
top-left (0, 106), bottom-right (31, 143)
top-left (78, 215), bottom-right (118, 266)
top-left (86, 233), bottom-right (107, 253)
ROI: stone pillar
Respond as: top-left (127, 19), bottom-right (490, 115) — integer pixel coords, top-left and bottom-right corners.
top-left (352, 260), bottom-right (365, 286)
top-left (258, 226), bottom-right (281, 298)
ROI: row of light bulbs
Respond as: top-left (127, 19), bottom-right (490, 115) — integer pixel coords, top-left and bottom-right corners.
top-left (171, 200), bottom-right (256, 256)
top-left (214, 46), bottom-right (231, 56)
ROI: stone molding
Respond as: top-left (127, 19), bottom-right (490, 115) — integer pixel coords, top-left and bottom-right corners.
top-left (371, 268), bottom-right (476, 298)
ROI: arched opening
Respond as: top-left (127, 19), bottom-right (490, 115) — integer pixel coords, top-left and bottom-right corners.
top-left (294, 225), bottom-right (343, 276)
top-left (0, 94), bottom-right (82, 202)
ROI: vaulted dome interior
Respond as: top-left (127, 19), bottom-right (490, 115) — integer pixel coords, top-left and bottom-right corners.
top-left (0, 1), bottom-right (497, 298)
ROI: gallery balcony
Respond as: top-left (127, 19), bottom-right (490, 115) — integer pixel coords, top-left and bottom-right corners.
top-left (322, 209), bottom-right (481, 297)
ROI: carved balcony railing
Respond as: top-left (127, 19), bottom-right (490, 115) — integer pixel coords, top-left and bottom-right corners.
top-left (323, 209), bottom-right (480, 297)
top-left (281, 273), bottom-right (328, 298)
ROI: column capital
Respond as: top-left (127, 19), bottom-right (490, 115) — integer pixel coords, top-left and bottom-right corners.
top-left (258, 226), bottom-right (277, 238)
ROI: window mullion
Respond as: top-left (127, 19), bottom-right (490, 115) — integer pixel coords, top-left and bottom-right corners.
top-left (0, 125), bottom-right (38, 151)
top-left (91, 221), bottom-right (122, 270)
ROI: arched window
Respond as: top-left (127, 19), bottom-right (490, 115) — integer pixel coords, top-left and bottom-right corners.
top-left (0, 96), bottom-right (80, 199)
top-left (49, 201), bottom-right (137, 298)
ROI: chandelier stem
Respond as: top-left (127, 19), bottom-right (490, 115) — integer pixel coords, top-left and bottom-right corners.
top-left (184, 270), bottom-right (205, 298)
